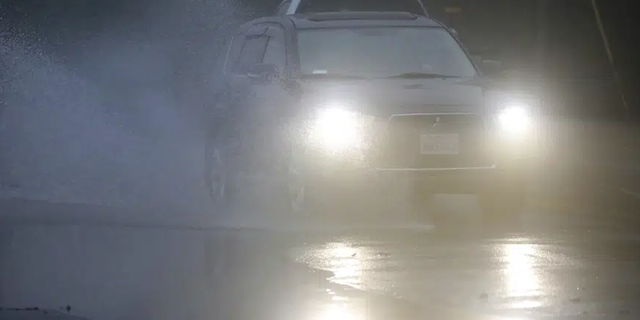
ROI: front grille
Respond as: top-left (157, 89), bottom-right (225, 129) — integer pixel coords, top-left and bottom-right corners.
top-left (381, 114), bottom-right (493, 168)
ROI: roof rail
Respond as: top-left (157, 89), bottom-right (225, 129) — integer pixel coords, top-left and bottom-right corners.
top-left (305, 11), bottom-right (418, 21)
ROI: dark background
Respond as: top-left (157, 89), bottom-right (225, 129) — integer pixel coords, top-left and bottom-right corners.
top-left (1, 0), bottom-right (639, 123)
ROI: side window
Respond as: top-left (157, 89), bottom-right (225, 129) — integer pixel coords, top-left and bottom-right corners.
top-left (235, 36), bottom-right (269, 74)
top-left (225, 24), bottom-right (287, 75)
top-left (225, 25), bottom-right (269, 74)
top-left (275, 0), bottom-right (292, 15)
top-left (262, 27), bottom-right (287, 68)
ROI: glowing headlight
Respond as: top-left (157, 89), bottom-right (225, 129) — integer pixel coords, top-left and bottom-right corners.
top-left (497, 105), bottom-right (531, 133)
top-left (307, 107), bottom-right (370, 153)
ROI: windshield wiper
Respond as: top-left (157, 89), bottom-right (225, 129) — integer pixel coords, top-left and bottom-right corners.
top-left (381, 72), bottom-right (462, 79)
top-left (301, 73), bottom-right (368, 80)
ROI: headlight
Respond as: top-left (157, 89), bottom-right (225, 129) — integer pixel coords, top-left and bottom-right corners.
top-left (307, 106), bottom-right (371, 154)
top-left (497, 105), bottom-right (531, 134)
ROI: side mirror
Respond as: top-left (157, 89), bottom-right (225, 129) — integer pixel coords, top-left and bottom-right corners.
top-left (247, 63), bottom-right (280, 83)
top-left (480, 59), bottom-right (503, 76)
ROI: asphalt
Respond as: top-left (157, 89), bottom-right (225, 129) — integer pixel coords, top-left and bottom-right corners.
top-left (3, 175), bottom-right (640, 320)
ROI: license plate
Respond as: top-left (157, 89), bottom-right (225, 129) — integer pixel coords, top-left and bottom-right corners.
top-left (420, 134), bottom-right (460, 155)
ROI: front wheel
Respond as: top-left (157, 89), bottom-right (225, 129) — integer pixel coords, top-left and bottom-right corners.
top-left (285, 151), bottom-right (325, 217)
top-left (479, 176), bottom-right (526, 222)
top-left (283, 148), bottom-right (357, 218)
top-left (286, 158), bottom-right (308, 215)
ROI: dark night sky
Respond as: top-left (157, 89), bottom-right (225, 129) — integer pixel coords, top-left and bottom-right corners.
top-left (1, 0), bottom-right (639, 119)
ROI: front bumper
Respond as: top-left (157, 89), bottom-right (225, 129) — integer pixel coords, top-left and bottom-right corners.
top-left (296, 111), bottom-right (538, 193)
top-left (299, 151), bottom-right (532, 195)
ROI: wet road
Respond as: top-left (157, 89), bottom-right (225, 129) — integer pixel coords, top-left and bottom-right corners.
top-left (2, 183), bottom-right (640, 320)
top-left (288, 228), bottom-right (640, 319)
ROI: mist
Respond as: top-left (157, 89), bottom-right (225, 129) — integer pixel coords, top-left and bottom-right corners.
top-left (0, 0), bottom-right (254, 213)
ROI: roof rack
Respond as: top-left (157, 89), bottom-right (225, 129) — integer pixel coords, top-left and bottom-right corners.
top-left (305, 11), bottom-right (418, 22)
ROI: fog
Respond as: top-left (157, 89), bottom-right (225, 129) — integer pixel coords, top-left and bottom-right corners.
top-left (0, 0), bottom-right (254, 213)
top-left (0, 3), bottom-right (263, 318)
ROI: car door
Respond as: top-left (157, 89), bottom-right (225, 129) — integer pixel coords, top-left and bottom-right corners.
top-left (223, 23), bottom-right (293, 172)
top-left (212, 26), bottom-right (267, 128)
top-left (217, 24), bottom-right (271, 171)
top-left (244, 24), bottom-right (294, 172)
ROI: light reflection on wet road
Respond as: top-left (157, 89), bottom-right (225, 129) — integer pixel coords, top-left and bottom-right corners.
top-left (3, 192), bottom-right (640, 320)
top-left (288, 227), bottom-right (640, 319)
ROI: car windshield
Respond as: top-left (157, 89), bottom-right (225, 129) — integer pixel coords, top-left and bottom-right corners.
top-left (297, 27), bottom-right (477, 79)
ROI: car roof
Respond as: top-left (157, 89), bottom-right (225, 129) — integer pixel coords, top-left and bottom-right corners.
top-left (278, 0), bottom-right (429, 17)
top-left (286, 11), bottom-right (443, 29)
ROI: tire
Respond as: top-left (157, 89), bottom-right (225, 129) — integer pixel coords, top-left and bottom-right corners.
top-left (479, 176), bottom-right (526, 222)
top-left (283, 146), bottom-right (394, 220)
top-left (284, 147), bottom-right (356, 218)
top-left (285, 149), bottom-right (323, 217)
top-left (409, 182), bottom-right (435, 213)
top-left (286, 170), bottom-right (380, 221)
top-left (204, 133), bottom-right (238, 215)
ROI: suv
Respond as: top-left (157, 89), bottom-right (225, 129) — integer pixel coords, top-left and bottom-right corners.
top-left (275, 0), bottom-right (429, 16)
top-left (206, 12), bottom-right (536, 220)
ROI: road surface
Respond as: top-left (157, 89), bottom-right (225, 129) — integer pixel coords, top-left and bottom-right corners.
top-left (2, 172), bottom-right (640, 320)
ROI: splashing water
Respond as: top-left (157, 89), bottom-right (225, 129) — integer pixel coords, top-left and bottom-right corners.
top-left (0, 0), bottom-right (250, 213)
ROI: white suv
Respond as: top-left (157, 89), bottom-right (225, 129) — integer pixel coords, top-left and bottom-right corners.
top-left (275, 0), bottom-right (429, 16)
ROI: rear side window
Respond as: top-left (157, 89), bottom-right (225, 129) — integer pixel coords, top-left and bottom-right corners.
top-left (275, 0), bottom-right (292, 15)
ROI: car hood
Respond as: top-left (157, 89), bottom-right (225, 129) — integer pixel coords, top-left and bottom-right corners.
top-left (298, 78), bottom-right (490, 118)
